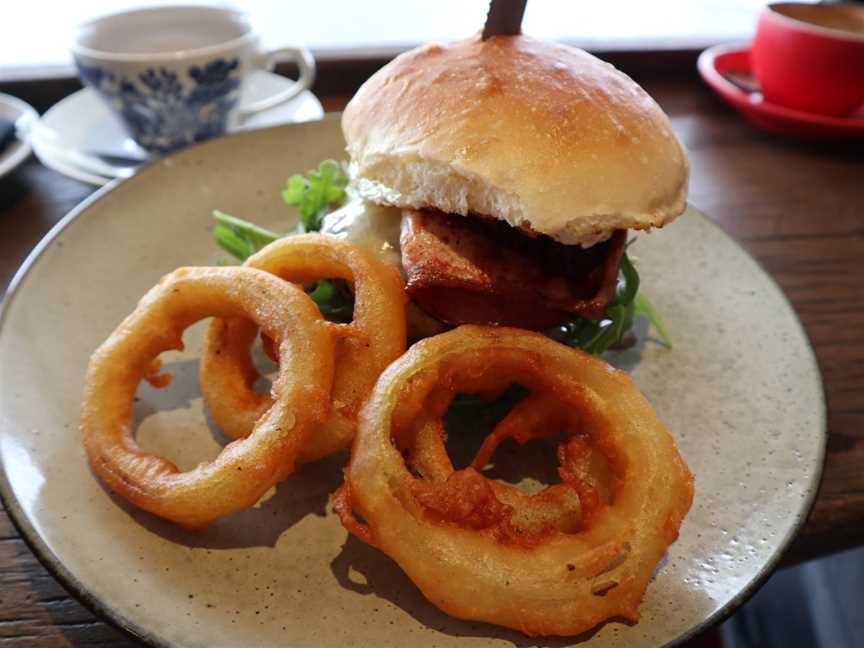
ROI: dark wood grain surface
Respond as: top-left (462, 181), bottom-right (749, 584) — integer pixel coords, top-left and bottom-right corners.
top-left (0, 81), bottom-right (861, 646)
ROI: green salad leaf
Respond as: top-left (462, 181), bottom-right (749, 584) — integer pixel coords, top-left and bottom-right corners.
top-left (307, 278), bottom-right (354, 322)
top-left (282, 159), bottom-right (349, 232)
top-left (213, 210), bottom-right (280, 261)
top-left (213, 159), bottom-right (349, 263)
top-left (212, 207), bottom-right (354, 318)
top-left (212, 161), bottom-right (352, 318)
top-left (556, 253), bottom-right (671, 355)
top-left (634, 293), bottom-right (672, 348)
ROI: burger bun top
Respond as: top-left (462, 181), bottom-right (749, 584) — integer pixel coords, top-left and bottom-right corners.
top-left (342, 35), bottom-right (689, 246)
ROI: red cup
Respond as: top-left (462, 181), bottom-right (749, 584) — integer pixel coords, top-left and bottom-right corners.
top-left (752, 2), bottom-right (864, 116)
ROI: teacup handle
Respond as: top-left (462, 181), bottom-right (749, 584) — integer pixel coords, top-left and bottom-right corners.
top-left (240, 46), bottom-right (316, 115)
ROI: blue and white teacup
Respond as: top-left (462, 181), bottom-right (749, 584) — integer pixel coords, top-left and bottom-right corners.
top-left (72, 6), bottom-right (315, 154)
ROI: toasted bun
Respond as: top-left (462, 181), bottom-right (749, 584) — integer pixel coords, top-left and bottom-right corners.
top-left (342, 35), bottom-right (689, 245)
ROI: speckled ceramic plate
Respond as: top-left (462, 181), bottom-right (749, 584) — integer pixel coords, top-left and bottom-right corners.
top-left (0, 115), bottom-right (825, 648)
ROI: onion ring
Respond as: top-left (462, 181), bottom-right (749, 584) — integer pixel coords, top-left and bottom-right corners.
top-left (81, 267), bottom-right (335, 529)
top-left (338, 325), bottom-right (693, 636)
top-left (200, 234), bottom-right (406, 463)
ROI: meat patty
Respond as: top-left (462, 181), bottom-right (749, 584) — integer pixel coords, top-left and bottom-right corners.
top-left (400, 209), bottom-right (626, 329)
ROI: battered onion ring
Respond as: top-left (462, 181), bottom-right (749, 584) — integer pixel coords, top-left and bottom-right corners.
top-left (81, 267), bottom-right (335, 529)
top-left (200, 234), bottom-right (406, 463)
top-left (339, 325), bottom-right (694, 636)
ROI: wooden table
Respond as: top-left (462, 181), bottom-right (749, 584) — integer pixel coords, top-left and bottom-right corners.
top-left (0, 78), bottom-right (861, 646)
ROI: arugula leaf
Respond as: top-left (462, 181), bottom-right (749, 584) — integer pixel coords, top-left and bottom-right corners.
top-left (212, 210), bottom-right (280, 261)
top-left (212, 161), bottom-right (353, 317)
top-left (282, 159), bottom-right (349, 232)
top-left (615, 253), bottom-right (640, 306)
top-left (307, 279), bottom-right (354, 322)
top-left (212, 159), bottom-right (348, 261)
top-left (634, 293), bottom-right (672, 348)
top-left (557, 252), bottom-right (671, 355)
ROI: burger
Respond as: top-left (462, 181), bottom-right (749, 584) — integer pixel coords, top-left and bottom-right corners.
top-left (214, 34), bottom-right (689, 347)
top-left (318, 34), bottom-right (689, 340)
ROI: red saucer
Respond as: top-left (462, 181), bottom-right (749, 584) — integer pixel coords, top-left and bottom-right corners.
top-left (698, 43), bottom-right (864, 141)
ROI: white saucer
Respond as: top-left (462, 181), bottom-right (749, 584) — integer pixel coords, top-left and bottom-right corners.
top-left (0, 93), bottom-right (38, 181)
top-left (31, 71), bottom-right (324, 186)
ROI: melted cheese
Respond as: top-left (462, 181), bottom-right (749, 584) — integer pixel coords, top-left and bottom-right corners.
top-left (320, 199), bottom-right (403, 268)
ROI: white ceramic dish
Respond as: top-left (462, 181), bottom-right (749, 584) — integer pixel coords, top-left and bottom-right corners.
top-left (0, 116), bottom-right (825, 648)
top-left (0, 93), bottom-right (38, 181)
top-left (30, 70), bottom-right (324, 186)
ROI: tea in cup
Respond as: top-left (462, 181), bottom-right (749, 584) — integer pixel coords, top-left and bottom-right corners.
top-left (72, 6), bottom-right (315, 153)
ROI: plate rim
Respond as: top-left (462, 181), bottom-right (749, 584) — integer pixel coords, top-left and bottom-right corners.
top-left (0, 175), bottom-right (166, 646)
top-left (0, 118), bottom-right (827, 648)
